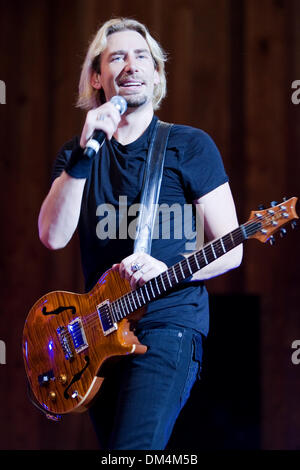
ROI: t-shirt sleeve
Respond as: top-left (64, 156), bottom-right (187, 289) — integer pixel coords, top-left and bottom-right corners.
top-left (179, 128), bottom-right (229, 200)
top-left (50, 135), bottom-right (80, 184)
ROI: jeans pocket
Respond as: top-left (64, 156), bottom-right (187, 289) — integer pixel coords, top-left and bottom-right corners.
top-left (180, 333), bottom-right (203, 407)
top-left (137, 328), bottom-right (184, 370)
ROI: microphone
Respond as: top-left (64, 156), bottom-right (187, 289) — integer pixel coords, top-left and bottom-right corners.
top-left (83, 95), bottom-right (127, 159)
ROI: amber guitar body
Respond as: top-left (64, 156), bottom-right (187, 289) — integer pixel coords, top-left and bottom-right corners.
top-left (23, 269), bottom-right (147, 416)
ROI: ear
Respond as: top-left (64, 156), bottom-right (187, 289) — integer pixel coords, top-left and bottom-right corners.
top-left (91, 71), bottom-right (102, 90)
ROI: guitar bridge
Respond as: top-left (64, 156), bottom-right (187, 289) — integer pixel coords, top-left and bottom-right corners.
top-left (97, 300), bottom-right (118, 336)
top-left (57, 326), bottom-right (73, 360)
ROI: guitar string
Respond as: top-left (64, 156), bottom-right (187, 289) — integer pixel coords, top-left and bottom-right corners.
top-left (57, 209), bottom-right (289, 345)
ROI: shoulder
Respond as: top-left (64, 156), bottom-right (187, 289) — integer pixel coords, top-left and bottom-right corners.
top-left (166, 122), bottom-right (219, 154)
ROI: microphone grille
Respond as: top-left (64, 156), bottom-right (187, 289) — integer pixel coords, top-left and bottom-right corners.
top-left (110, 95), bottom-right (127, 115)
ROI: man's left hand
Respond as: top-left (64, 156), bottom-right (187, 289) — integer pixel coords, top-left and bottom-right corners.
top-left (112, 253), bottom-right (168, 290)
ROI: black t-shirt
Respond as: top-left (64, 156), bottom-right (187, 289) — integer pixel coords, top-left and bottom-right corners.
top-left (51, 115), bottom-right (228, 336)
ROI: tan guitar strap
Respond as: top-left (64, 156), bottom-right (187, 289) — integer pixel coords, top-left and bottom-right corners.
top-left (134, 120), bottom-right (173, 254)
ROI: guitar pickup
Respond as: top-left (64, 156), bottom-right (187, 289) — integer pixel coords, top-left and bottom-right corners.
top-left (68, 318), bottom-right (88, 354)
top-left (97, 300), bottom-right (118, 336)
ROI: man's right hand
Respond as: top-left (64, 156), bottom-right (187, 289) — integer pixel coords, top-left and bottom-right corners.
top-left (80, 101), bottom-right (122, 148)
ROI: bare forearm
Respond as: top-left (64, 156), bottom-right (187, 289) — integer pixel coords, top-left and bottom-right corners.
top-left (38, 171), bottom-right (86, 249)
top-left (189, 244), bottom-right (243, 282)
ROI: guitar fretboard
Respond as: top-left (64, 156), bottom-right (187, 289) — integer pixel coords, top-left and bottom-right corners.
top-left (110, 220), bottom-right (261, 322)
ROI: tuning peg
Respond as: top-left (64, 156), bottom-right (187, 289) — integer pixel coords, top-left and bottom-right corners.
top-left (270, 201), bottom-right (278, 207)
top-left (291, 220), bottom-right (298, 229)
top-left (280, 228), bottom-right (287, 238)
top-left (282, 196), bottom-right (287, 202)
top-left (258, 204), bottom-right (265, 210)
top-left (269, 235), bottom-right (275, 245)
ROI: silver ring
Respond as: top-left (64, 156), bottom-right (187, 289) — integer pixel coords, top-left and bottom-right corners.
top-left (131, 262), bottom-right (142, 273)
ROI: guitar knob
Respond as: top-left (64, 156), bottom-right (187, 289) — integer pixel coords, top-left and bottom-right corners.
top-left (280, 228), bottom-right (287, 238)
top-left (270, 201), bottom-right (278, 207)
top-left (291, 220), bottom-right (298, 229)
top-left (269, 235), bottom-right (275, 245)
top-left (49, 391), bottom-right (56, 402)
top-left (58, 374), bottom-right (67, 385)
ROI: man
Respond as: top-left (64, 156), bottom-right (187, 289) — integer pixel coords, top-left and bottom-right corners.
top-left (38, 18), bottom-right (243, 450)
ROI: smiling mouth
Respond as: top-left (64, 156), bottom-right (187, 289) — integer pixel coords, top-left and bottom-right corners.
top-left (118, 80), bottom-right (144, 88)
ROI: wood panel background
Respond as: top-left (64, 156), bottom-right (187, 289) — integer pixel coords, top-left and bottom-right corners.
top-left (0, 0), bottom-right (300, 450)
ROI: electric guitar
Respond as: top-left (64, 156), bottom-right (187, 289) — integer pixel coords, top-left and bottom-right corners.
top-left (23, 198), bottom-right (298, 419)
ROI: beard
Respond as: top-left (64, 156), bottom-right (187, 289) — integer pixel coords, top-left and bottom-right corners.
top-left (125, 93), bottom-right (148, 108)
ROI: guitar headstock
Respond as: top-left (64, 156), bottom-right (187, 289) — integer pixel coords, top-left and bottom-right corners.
top-left (247, 197), bottom-right (298, 243)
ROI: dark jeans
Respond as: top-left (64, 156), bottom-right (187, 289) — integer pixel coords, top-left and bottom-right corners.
top-left (89, 325), bottom-right (203, 450)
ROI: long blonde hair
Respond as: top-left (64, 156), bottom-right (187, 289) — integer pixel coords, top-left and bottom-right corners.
top-left (76, 18), bottom-right (167, 111)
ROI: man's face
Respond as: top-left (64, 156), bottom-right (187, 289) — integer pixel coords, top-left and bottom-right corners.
top-left (96, 30), bottom-right (160, 109)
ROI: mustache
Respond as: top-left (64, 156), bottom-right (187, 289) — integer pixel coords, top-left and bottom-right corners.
top-left (117, 74), bottom-right (145, 85)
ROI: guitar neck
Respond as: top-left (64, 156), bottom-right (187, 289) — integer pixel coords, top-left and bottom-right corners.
top-left (110, 219), bottom-right (261, 323)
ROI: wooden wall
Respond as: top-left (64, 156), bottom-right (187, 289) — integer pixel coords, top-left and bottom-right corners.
top-left (0, 0), bottom-right (299, 450)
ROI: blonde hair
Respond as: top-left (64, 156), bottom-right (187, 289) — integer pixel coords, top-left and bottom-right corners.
top-left (76, 18), bottom-right (167, 111)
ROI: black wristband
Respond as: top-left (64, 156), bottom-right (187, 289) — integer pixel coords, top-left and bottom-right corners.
top-left (64, 145), bottom-right (94, 179)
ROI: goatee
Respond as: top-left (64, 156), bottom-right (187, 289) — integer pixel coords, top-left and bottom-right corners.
top-left (125, 95), bottom-right (148, 108)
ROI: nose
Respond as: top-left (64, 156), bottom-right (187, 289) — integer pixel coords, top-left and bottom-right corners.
top-left (123, 53), bottom-right (139, 73)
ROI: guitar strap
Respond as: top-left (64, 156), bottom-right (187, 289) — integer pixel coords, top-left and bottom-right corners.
top-left (133, 120), bottom-right (173, 254)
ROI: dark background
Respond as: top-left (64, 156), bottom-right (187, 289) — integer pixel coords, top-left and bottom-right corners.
top-left (0, 0), bottom-right (300, 450)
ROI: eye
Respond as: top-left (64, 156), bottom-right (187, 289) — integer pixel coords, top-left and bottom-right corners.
top-left (111, 55), bottom-right (123, 62)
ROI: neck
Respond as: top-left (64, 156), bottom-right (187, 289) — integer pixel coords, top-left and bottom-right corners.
top-left (114, 102), bottom-right (154, 145)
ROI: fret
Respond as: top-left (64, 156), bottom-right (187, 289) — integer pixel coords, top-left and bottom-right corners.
top-left (160, 274), bottom-right (167, 291)
top-left (149, 280), bottom-right (155, 298)
top-left (116, 299), bottom-right (125, 319)
top-left (166, 270), bottom-right (172, 288)
top-left (144, 284), bottom-right (151, 301)
top-left (230, 232), bottom-right (234, 246)
top-left (124, 296), bottom-right (131, 315)
top-left (186, 258), bottom-right (193, 275)
top-left (111, 303), bottom-right (118, 321)
top-left (220, 237), bottom-right (226, 254)
top-left (135, 291), bottom-right (142, 307)
top-left (139, 288), bottom-right (146, 305)
top-left (119, 297), bottom-right (126, 317)
top-left (126, 293), bottom-right (134, 313)
top-left (155, 277), bottom-right (161, 295)
top-left (172, 265), bottom-right (179, 283)
top-left (211, 243), bottom-right (217, 259)
top-left (179, 262), bottom-right (185, 278)
top-left (202, 249), bottom-right (208, 265)
top-left (194, 254), bottom-right (200, 270)
top-left (131, 293), bottom-right (137, 310)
